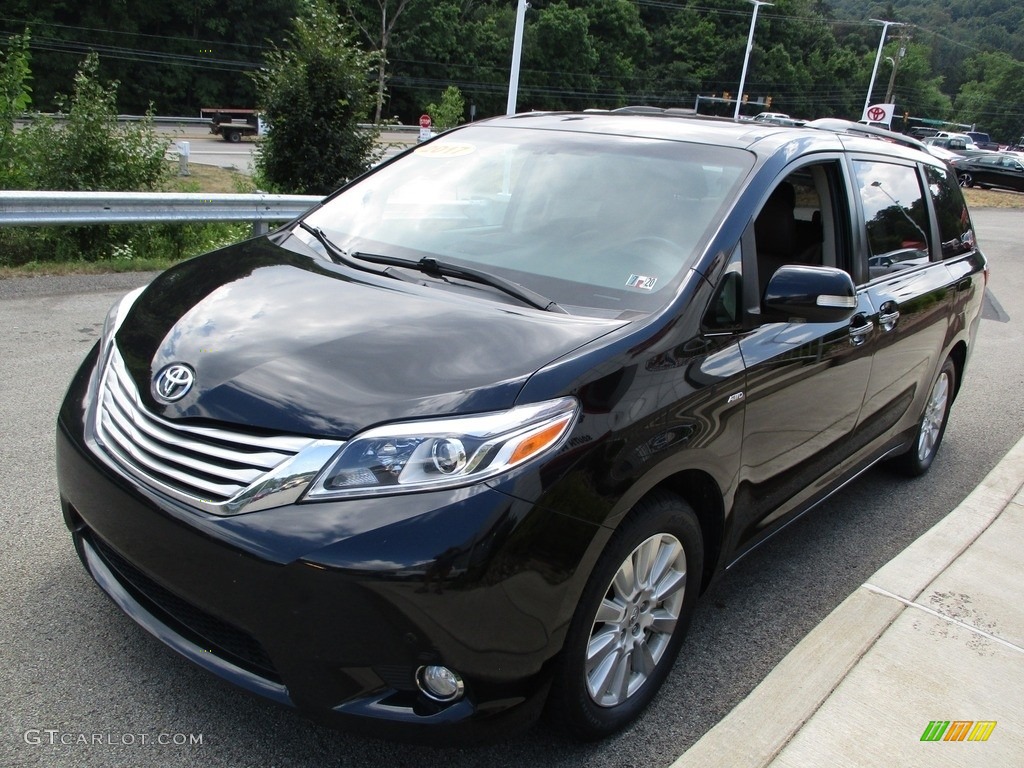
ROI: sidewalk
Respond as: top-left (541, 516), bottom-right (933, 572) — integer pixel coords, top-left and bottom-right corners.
top-left (672, 435), bottom-right (1024, 767)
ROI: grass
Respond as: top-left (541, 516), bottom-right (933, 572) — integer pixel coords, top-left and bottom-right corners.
top-left (0, 255), bottom-right (184, 278)
top-left (164, 163), bottom-right (255, 194)
top-left (962, 187), bottom-right (1024, 209)
top-left (1, 164), bottom-right (1020, 279)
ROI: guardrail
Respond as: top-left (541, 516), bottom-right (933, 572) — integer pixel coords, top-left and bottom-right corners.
top-left (18, 114), bottom-right (425, 134)
top-left (0, 191), bottom-right (324, 236)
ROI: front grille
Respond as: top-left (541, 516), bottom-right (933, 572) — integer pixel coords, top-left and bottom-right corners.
top-left (88, 530), bottom-right (280, 682)
top-left (95, 347), bottom-right (315, 506)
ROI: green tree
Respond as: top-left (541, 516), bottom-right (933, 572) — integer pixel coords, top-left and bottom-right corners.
top-left (251, 0), bottom-right (381, 195)
top-left (0, 30), bottom-right (32, 188)
top-left (340, 0), bottom-right (422, 124)
top-left (0, 0), bottom-right (297, 114)
top-left (522, 2), bottom-right (599, 110)
top-left (954, 51), bottom-right (1024, 142)
top-left (424, 85), bottom-right (465, 130)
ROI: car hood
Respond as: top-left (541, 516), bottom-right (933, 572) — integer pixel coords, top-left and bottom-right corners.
top-left (113, 237), bottom-right (624, 437)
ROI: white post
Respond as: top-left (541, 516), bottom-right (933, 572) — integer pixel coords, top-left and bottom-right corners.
top-left (506, 0), bottom-right (529, 115)
top-left (864, 20), bottom-right (902, 119)
top-left (735, 1), bottom-right (772, 121)
top-left (177, 141), bottom-right (190, 177)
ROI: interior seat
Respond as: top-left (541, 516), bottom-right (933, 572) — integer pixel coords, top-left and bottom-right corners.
top-left (754, 182), bottom-right (797, 300)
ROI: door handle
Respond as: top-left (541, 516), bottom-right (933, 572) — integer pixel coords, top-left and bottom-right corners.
top-left (878, 301), bottom-right (900, 332)
top-left (849, 318), bottom-right (873, 346)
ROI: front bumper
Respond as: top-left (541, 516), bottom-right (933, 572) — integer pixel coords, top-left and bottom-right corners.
top-left (56, 348), bottom-right (603, 743)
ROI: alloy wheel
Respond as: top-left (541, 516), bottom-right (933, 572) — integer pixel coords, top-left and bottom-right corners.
top-left (585, 533), bottom-right (687, 707)
top-left (917, 368), bottom-right (951, 463)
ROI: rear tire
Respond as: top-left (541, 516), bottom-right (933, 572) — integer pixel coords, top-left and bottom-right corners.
top-left (546, 491), bottom-right (703, 740)
top-left (890, 357), bottom-right (956, 477)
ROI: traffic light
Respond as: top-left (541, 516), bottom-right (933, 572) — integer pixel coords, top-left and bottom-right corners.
top-left (742, 93), bottom-right (749, 103)
top-left (765, 96), bottom-right (772, 109)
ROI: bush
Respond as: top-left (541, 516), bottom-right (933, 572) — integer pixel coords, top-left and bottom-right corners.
top-left (425, 86), bottom-right (465, 132)
top-left (0, 51), bottom-right (175, 265)
top-left (18, 53), bottom-right (169, 193)
top-left (251, 0), bottom-right (381, 195)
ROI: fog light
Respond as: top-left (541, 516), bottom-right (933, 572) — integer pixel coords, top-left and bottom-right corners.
top-left (416, 665), bottom-right (465, 703)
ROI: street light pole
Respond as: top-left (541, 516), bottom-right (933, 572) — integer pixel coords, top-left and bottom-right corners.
top-left (506, 0), bottom-right (529, 115)
top-left (863, 19), bottom-right (904, 118)
top-left (735, 0), bottom-right (773, 121)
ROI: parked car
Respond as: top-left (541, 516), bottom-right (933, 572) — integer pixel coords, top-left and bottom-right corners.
top-left (922, 143), bottom-right (960, 165)
top-left (951, 152), bottom-right (1024, 192)
top-left (753, 111), bottom-right (790, 122)
top-left (57, 111), bottom-right (988, 743)
top-left (965, 131), bottom-right (1000, 151)
top-left (923, 135), bottom-right (991, 157)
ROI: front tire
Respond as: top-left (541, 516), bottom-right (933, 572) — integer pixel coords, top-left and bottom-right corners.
top-left (546, 492), bottom-right (703, 740)
top-left (891, 356), bottom-right (956, 476)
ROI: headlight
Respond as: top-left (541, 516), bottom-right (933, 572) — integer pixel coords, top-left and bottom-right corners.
top-left (304, 397), bottom-right (578, 499)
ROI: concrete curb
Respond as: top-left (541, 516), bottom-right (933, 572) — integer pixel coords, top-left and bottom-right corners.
top-left (671, 433), bottom-right (1024, 768)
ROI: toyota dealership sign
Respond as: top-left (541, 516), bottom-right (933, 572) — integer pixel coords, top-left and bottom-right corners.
top-left (861, 102), bottom-right (895, 127)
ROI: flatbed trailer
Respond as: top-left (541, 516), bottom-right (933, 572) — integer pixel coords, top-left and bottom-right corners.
top-left (200, 108), bottom-right (263, 142)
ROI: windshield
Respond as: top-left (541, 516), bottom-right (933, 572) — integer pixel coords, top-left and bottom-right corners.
top-left (303, 125), bottom-right (752, 316)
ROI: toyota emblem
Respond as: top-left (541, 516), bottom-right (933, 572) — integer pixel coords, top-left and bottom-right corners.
top-left (154, 363), bottom-right (196, 402)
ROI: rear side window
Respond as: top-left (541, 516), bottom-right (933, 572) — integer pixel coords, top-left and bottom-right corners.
top-left (926, 165), bottom-right (975, 259)
top-left (853, 161), bottom-right (931, 279)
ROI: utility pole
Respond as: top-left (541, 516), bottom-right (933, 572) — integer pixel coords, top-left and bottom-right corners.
top-left (884, 29), bottom-right (909, 105)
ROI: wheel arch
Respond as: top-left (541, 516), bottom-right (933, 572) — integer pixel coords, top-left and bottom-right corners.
top-left (653, 469), bottom-right (725, 595)
top-left (947, 340), bottom-right (968, 402)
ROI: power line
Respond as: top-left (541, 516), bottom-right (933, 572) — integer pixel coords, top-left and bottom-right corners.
top-left (0, 15), bottom-right (274, 53)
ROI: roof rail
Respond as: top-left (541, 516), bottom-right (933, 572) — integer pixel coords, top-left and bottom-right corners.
top-left (610, 105), bottom-right (669, 115)
top-left (804, 118), bottom-right (928, 153)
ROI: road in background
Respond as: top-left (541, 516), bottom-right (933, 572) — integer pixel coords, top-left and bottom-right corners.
top-left (159, 124), bottom-right (417, 174)
top-left (0, 210), bottom-right (1021, 768)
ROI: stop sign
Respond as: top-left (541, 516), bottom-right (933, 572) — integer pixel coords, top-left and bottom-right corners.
top-left (419, 114), bottom-right (432, 129)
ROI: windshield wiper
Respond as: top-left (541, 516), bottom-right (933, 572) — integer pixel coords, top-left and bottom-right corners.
top-left (350, 251), bottom-right (568, 314)
top-left (296, 222), bottom-right (418, 284)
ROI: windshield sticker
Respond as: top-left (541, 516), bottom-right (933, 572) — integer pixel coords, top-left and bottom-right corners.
top-left (626, 274), bottom-right (658, 291)
top-left (414, 144), bottom-right (476, 158)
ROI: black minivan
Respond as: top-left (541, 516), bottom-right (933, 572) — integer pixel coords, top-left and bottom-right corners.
top-left (57, 112), bottom-right (987, 742)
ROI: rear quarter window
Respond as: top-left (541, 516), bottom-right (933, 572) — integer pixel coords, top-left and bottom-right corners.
top-left (853, 160), bottom-right (931, 278)
top-left (926, 164), bottom-right (976, 259)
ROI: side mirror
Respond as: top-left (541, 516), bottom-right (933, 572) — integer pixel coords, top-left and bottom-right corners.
top-left (764, 265), bottom-right (857, 323)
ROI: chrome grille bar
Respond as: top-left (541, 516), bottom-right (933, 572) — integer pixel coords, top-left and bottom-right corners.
top-left (92, 347), bottom-right (342, 514)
